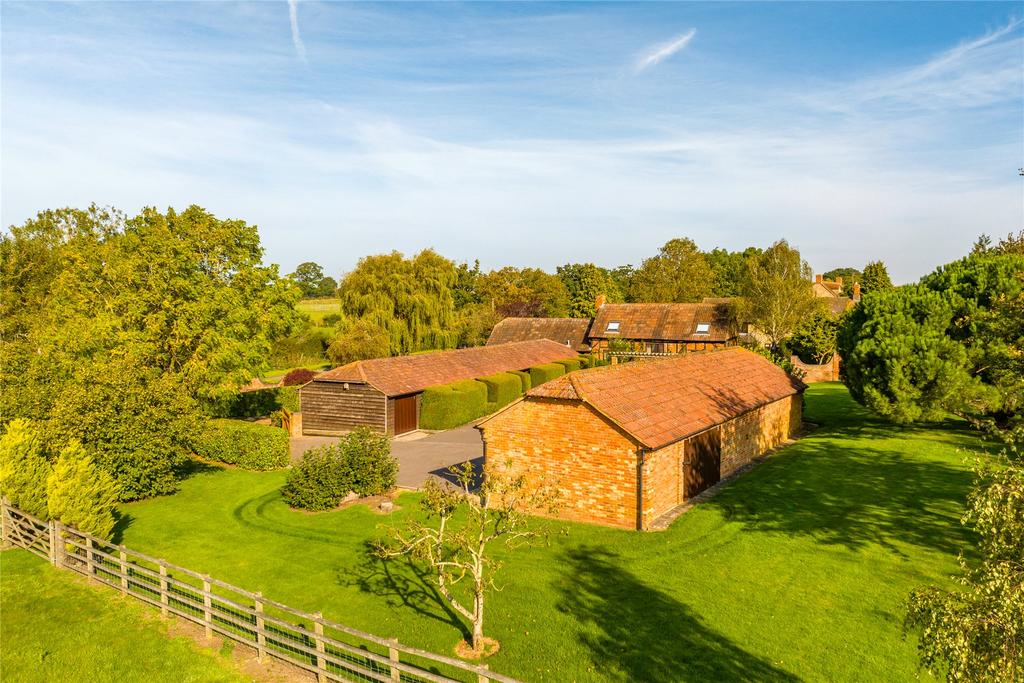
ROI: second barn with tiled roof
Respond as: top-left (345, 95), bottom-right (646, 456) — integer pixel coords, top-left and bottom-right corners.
top-left (301, 339), bottom-right (578, 436)
top-left (486, 317), bottom-right (593, 353)
top-left (477, 348), bottom-right (805, 530)
top-left (587, 296), bottom-right (739, 359)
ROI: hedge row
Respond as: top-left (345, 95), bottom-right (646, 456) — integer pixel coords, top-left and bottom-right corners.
top-left (192, 419), bottom-right (289, 470)
top-left (420, 359), bottom-right (582, 431)
top-left (419, 380), bottom-right (489, 431)
top-left (529, 362), bottom-right (566, 387)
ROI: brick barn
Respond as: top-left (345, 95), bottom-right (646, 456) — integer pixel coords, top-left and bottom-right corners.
top-left (300, 339), bottom-right (579, 437)
top-left (477, 348), bottom-right (805, 530)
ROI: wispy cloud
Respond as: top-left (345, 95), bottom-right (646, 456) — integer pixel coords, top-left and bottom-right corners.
top-left (288, 0), bottom-right (306, 62)
top-left (634, 29), bottom-right (696, 72)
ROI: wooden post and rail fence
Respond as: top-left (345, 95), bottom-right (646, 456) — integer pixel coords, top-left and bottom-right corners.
top-left (1, 499), bottom-right (519, 683)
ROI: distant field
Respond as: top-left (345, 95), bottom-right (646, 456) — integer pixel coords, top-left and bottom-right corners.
top-left (296, 298), bottom-right (340, 325)
top-left (0, 550), bottom-right (249, 683)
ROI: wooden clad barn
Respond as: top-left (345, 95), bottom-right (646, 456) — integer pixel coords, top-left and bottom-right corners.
top-left (301, 339), bottom-right (579, 437)
top-left (588, 300), bottom-right (738, 358)
top-left (486, 317), bottom-right (592, 352)
top-left (478, 348), bottom-right (805, 530)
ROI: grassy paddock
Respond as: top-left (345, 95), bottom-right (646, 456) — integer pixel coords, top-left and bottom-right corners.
top-left (116, 384), bottom-right (978, 681)
top-left (296, 298), bottom-right (341, 325)
top-left (0, 549), bottom-right (249, 682)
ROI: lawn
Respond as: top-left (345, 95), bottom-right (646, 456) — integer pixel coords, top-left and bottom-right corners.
top-left (0, 549), bottom-right (249, 683)
top-left (296, 297), bottom-right (341, 325)
top-left (115, 383), bottom-right (979, 682)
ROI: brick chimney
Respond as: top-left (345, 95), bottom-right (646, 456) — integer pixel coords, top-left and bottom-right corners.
top-left (815, 274), bottom-right (823, 284)
top-left (853, 282), bottom-right (861, 300)
top-left (594, 293), bottom-right (607, 310)
top-left (836, 276), bottom-right (843, 287)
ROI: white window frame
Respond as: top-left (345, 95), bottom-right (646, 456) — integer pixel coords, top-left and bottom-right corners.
top-left (695, 322), bottom-right (711, 334)
top-left (606, 321), bottom-right (621, 333)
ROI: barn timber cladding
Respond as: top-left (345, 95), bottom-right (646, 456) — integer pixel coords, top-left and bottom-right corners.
top-left (478, 348), bottom-right (806, 529)
top-left (300, 339), bottom-right (579, 436)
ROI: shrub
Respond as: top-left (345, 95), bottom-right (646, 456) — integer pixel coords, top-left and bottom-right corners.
top-left (192, 420), bottom-right (289, 470)
top-left (554, 358), bottom-right (582, 373)
top-left (218, 386), bottom-right (300, 419)
top-left (343, 427), bottom-right (397, 496)
top-left (478, 372), bottom-right (524, 412)
top-left (281, 447), bottom-right (350, 510)
top-left (512, 370), bottom-right (532, 392)
top-left (420, 380), bottom-right (489, 430)
top-left (529, 363), bottom-right (566, 387)
top-left (281, 368), bottom-right (317, 386)
top-left (281, 427), bottom-right (397, 510)
top-left (277, 386), bottom-right (300, 412)
top-left (47, 442), bottom-right (120, 540)
top-left (0, 419), bottom-right (51, 519)
top-left (322, 313), bottom-right (342, 327)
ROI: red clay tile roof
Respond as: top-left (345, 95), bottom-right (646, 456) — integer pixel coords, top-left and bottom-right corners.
top-left (486, 317), bottom-right (592, 352)
top-left (826, 297), bottom-right (855, 315)
top-left (589, 302), bottom-right (736, 342)
top-left (528, 348), bottom-right (805, 449)
top-left (316, 339), bottom-right (578, 397)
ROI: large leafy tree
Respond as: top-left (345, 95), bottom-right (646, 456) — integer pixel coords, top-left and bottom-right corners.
top-left (556, 262), bottom-right (623, 317)
top-left (705, 247), bottom-right (762, 297)
top-left (476, 266), bottom-right (569, 318)
top-left (861, 260), bottom-right (894, 293)
top-left (788, 311), bottom-right (841, 364)
top-left (337, 249), bottom-right (459, 355)
top-left (840, 253), bottom-right (1023, 425)
top-left (628, 238), bottom-right (714, 303)
top-left (1, 205), bottom-right (300, 499)
top-left (737, 239), bottom-right (821, 349)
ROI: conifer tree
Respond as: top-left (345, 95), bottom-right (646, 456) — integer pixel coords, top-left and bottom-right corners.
top-left (0, 419), bottom-right (51, 519)
top-left (47, 442), bottom-right (120, 540)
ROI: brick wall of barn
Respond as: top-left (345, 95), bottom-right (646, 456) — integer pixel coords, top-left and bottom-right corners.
top-left (719, 394), bottom-right (802, 477)
top-left (640, 440), bottom-right (685, 528)
top-left (481, 398), bottom-right (642, 529)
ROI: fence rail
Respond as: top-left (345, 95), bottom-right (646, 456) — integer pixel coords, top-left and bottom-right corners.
top-left (0, 500), bottom-right (519, 683)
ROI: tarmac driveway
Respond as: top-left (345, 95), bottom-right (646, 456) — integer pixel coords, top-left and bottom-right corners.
top-left (289, 425), bottom-right (483, 489)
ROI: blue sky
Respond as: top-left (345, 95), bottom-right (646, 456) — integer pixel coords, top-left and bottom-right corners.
top-left (2, 2), bottom-right (1021, 283)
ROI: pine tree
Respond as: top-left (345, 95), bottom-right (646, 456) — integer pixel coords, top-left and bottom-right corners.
top-left (47, 441), bottom-right (120, 540)
top-left (861, 260), bottom-right (894, 293)
top-left (0, 419), bottom-right (51, 518)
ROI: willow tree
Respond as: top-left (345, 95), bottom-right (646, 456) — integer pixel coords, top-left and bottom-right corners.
top-left (337, 249), bottom-right (459, 355)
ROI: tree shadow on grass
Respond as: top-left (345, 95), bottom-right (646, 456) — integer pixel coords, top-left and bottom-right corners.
top-left (343, 541), bottom-right (471, 643)
top-left (704, 435), bottom-right (977, 557)
top-left (558, 546), bottom-right (799, 682)
top-left (110, 510), bottom-right (135, 545)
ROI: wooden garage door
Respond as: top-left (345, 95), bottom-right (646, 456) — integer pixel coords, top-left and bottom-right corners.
top-left (684, 427), bottom-right (721, 499)
top-left (393, 395), bottom-right (418, 435)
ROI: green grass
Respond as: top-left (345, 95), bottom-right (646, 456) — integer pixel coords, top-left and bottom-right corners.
top-left (296, 298), bottom-right (340, 325)
top-left (115, 384), bottom-right (979, 682)
top-left (0, 549), bottom-right (249, 682)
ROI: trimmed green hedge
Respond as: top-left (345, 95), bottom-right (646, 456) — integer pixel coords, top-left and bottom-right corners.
top-left (529, 363), bottom-right (566, 387)
top-left (193, 419), bottom-right (289, 470)
top-left (511, 370), bottom-right (532, 392)
top-left (554, 358), bottom-right (583, 373)
top-left (479, 372), bottom-right (524, 411)
top-left (419, 380), bottom-right (489, 430)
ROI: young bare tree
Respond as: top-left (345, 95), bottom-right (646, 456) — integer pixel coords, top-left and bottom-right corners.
top-left (375, 461), bottom-right (557, 657)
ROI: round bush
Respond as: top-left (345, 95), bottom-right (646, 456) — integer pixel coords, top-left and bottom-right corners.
top-left (282, 368), bottom-right (318, 386)
top-left (281, 427), bottom-right (397, 510)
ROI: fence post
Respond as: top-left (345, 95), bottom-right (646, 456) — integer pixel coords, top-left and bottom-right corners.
top-left (202, 576), bottom-right (213, 639)
top-left (48, 519), bottom-right (57, 566)
top-left (85, 536), bottom-right (96, 582)
top-left (313, 612), bottom-right (326, 683)
top-left (119, 547), bottom-right (129, 593)
top-left (52, 520), bottom-right (64, 569)
top-left (477, 663), bottom-right (490, 683)
top-left (254, 592), bottom-right (266, 661)
top-left (159, 561), bottom-right (169, 616)
top-left (1, 498), bottom-right (11, 549)
top-left (389, 639), bottom-right (401, 683)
